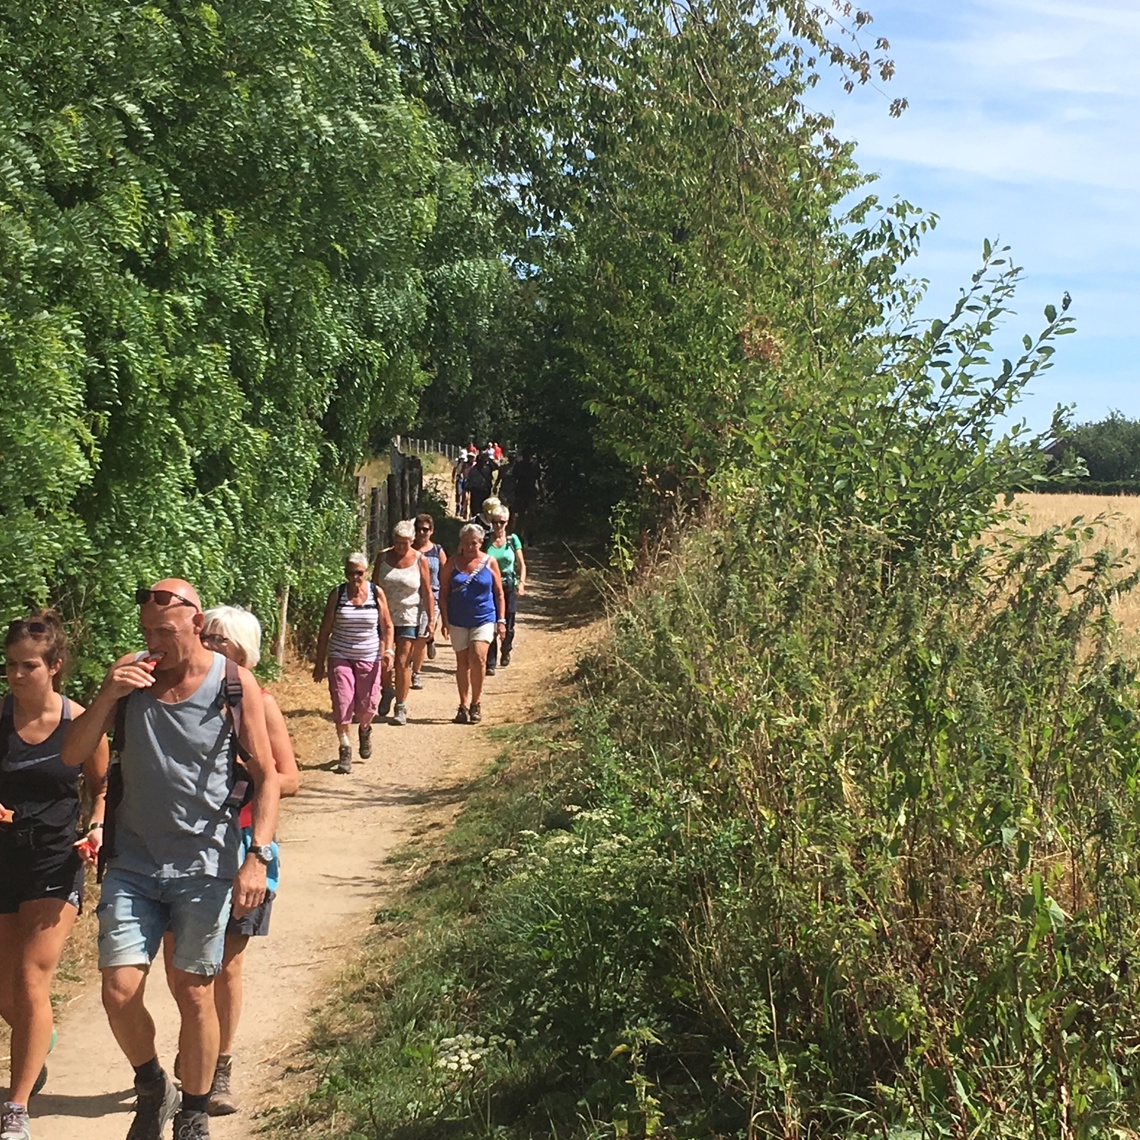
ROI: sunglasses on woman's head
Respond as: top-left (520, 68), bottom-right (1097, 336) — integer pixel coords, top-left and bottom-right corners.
top-left (7, 619), bottom-right (48, 636)
top-left (135, 588), bottom-right (198, 610)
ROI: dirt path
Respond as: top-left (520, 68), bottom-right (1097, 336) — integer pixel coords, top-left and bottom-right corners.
top-left (21, 552), bottom-right (590, 1139)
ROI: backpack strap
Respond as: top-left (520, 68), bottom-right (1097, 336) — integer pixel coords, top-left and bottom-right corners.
top-left (0, 694), bottom-right (12, 765)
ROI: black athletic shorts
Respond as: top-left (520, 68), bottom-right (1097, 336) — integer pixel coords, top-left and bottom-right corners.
top-left (226, 890), bottom-right (275, 938)
top-left (0, 844), bottom-right (85, 915)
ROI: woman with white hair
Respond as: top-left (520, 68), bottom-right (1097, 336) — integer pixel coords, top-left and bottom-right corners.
top-left (177, 605), bottom-right (300, 1115)
top-left (313, 553), bottom-right (394, 772)
top-left (372, 521), bottom-right (435, 726)
top-left (439, 523), bottom-right (506, 724)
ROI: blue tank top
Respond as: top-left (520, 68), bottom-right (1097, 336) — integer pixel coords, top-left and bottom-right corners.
top-left (447, 556), bottom-right (497, 628)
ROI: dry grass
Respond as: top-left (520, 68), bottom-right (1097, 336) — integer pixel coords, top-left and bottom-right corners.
top-left (1006, 493), bottom-right (1140, 641)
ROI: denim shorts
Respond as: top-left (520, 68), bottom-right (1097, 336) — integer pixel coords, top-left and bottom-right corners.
top-left (393, 625), bottom-right (418, 641)
top-left (97, 867), bottom-right (232, 976)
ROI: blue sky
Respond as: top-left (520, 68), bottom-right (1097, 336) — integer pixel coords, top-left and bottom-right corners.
top-left (813, 0), bottom-right (1139, 432)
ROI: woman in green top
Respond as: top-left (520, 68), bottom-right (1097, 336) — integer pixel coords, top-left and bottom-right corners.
top-left (484, 506), bottom-right (527, 675)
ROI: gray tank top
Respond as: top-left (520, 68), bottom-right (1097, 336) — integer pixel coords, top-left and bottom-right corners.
top-left (113, 653), bottom-right (240, 879)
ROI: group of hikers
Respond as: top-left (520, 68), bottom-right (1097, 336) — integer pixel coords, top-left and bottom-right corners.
top-left (453, 444), bottom-right (540, 545)
top-left (0, 494), bottom-right (528, 1140)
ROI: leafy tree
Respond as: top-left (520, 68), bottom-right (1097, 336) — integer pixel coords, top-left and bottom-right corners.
top-left (1065, 410), bottom-right (1140, 482)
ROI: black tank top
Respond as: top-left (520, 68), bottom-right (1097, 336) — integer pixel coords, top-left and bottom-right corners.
top-left (0, 696), bottom-right (80, 841)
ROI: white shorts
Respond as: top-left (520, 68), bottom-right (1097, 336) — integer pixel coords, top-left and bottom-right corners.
top-left (449, 623), bottom-right (495, 650)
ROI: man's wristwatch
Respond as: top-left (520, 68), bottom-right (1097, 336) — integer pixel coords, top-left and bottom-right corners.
top-left (250, 843), bottom-right (274, 865)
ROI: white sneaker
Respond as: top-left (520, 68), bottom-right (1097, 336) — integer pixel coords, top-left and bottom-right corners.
top-left (1, 1103), bottom-right (31, 1140)
top-left (392, 702), bottom-right (408, 726)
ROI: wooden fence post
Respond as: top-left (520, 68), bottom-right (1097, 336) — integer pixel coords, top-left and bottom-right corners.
top-left (274, 584), bottom-right (289, 668)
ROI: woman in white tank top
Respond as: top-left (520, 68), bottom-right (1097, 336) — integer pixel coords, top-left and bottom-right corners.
top-left (372, 520), bottom-right (435, 726)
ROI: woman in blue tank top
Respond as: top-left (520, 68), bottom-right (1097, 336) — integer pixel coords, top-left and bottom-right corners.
top-left (439, 524), bottom-right (505, 725)
top-left (1, 612), bottom-right (109, 1137)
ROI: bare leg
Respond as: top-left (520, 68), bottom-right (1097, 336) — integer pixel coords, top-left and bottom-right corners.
top-left (468, 640), bottom-right (490, 707)
top-left (215, 933), bottom-right (249, 1055)
top-left (411, 636), bottom-right (429, 676)
top-left (0, 899), bottom-right (77, 1103)
top-left (168, 967), bottom-right (219, 1097)
top-left (456, 647), bottom-right (471, 707)
top-left (394, 638), bottom-right (415, 704)
top-left (102, 965), bottom-right (158, 1067)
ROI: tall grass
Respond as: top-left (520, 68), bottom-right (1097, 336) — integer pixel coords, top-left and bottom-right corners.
top-left (272, 502), bottom-right (1140, 1140)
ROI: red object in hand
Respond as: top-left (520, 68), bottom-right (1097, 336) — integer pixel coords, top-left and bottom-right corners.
top-left (75, 837), bottom-right (98, 860)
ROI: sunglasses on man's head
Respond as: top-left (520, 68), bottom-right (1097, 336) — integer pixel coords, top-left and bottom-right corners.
top-left (135, 588), bottom-right (198, 610)
top-left (7, 619), bottom-right (48, 636)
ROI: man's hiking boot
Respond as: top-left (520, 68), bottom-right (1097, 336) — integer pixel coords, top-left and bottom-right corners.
top-left (336, 744), bottom-right (352, 774)
top-left (453, 705), bottom-right (469, 724)
top-left (485, 664), bottom-right (496, 677)
top-left (378, 686), bottom-right (396, 718)
top-left (1, 1103), bottom-right (31, 1140)
top-left (358, 724), bottom-right (372, 759)
top-left (392, 703), bottom-right (408, 726)
top-left (207, 1054), bottom-right (237, 1116)
top-left (500, 651), bottom-right (511, 667)
top-left (468, 702), bottom-right (482, 724)
top-left (126, 1072), bottom-right (179, 1140)
top-left (173, 1108), bottom-right (210, 1139)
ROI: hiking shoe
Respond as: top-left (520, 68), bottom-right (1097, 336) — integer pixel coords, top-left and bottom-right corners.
top-left (485, 664), bottom-right (496, 677)
top-left (358, 723), bottom-right (373, 759)
top-left (173, 1108), bottom-right (210, 1139)
top-left (1, 1103), bottom-right (31, 1140)
top-left (410, 672), bottom-right (424, 690)
top-left (206, 1054), bottom-right (236, 1117)
top-left (126, 1072), bottom-right (179, 1140)
top-left (426, 640), bottom-right (437, 660)
top-left (392, 702), bottom-right (408, 726)
top-left (336, 744), bottom-right (352, 774)
top-left (453, 705), bottom-right (469, 724)
top-left (500, 651), bottom-right (511, 667)
top-left (469, 702), bottom-right (482, 724)
top-left (378, 686), bottom-right (396, 718)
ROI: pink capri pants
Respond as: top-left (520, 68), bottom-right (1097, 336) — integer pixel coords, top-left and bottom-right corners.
top-left (328, 657), bottom-right (382, 725)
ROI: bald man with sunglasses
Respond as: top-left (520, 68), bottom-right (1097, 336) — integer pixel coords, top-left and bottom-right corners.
top-left (65, 579), bottom-right (279, 1140)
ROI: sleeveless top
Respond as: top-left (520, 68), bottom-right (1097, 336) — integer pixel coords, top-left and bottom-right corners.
top-left (376, 553), bottom-right (423, 627)
top-left (487, 534), bottom-right (522, 586)
top-left (418, 542), bottom-right (443, 600)
top-left (447, 556), bottom-right (497, 628)
top-left (113, 653), bottom-right (240, 880)
top-left (327, 582), bottom-right (382, 660)
top-left (0, 695), bottom-right (79, 848)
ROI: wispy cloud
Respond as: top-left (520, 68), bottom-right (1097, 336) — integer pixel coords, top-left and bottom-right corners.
top-left (818, 0), bottom-right (1139, 425)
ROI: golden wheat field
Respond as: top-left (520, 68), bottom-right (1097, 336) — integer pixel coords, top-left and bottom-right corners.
top-left (1008, 493), bottom-right (1140, 642)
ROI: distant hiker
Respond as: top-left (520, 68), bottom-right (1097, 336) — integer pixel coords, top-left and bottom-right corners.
top-left (1, 612), bottom-right (109, 1140)
top-left (410, 514), bottom-right (447, 689)
top-left (313, 555), bottom-right (394, 773)
top-left (372, 522), bottom-right (435, 727)
top-left (440, 524), bottom-right (506, 725)
top-left (464, 453), bottom-right (495, 513)
top-left (161, 605), bottom-right (300, 1117)
top-left (511, 454), bottom-right (540, 545)
top-left (484, 506), bottom-right (527, 677)
top-left (63, 579), bottom-right (280, 1140)
top-left (470, 496), bottom-right (500, 537)
top-left (452, 452), bottom-right (471, 517)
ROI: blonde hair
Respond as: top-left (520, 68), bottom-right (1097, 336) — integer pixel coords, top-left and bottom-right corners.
top-left (203, 605), bottom-right (262, 669)
top-left (481, 497), bottom-right (501, 516)
top-left (491, 506), bottom-right (510, 523)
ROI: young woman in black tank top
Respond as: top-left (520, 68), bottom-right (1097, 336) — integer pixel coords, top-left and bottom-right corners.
top-left (0, 612), bottom-right (109, 1136)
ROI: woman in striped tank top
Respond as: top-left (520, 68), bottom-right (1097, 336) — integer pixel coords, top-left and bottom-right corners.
top-left (313, 553), bottom-right (394, 774)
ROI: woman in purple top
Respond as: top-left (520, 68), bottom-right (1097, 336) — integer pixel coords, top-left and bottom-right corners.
top-left (439, 524), bottom-right (505, 725)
